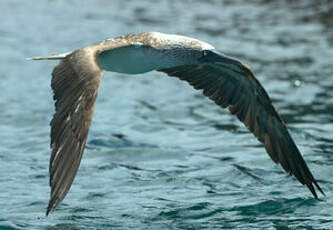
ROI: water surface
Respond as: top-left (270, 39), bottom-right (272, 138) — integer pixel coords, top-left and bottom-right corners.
top-left (1, 0), bottom-right (333, 229)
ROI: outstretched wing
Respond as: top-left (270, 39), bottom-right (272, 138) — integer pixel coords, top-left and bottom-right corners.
top-left (47, 48), bottom-right (103, 215)
top-left (158, 50), bottom-right (323, 198)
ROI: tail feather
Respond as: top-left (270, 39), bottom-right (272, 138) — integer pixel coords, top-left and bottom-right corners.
top-left (27, 52), bottom-right (71, 61)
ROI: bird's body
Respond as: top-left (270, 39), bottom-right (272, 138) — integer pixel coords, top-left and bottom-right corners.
top-left (30, 32), bottom-right (324, 215)
top-left (98, 32), bottom-right (213, 74)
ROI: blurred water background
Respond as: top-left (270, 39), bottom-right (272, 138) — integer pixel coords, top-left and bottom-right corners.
top-left (1, 0), bottom-right (333, 229)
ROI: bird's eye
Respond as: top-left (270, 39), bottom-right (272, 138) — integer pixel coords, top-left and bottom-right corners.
top-left (202, 50), bottom-right (212, 57)
top-left (198, 50), bottom-right (213, 63)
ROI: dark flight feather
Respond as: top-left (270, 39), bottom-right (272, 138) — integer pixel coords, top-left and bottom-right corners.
top-left (158, 50), bottom-right (324, 198)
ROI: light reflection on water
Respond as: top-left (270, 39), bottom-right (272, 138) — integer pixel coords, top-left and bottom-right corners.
top-left (0, 0), bottom-right (332, 229)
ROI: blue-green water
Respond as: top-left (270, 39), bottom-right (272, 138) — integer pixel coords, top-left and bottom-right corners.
top-left (1, 0), bottom-right (333, 229)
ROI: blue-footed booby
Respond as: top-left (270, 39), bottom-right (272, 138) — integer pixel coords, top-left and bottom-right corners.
top-left (29, 32), bottom-right (324, 215)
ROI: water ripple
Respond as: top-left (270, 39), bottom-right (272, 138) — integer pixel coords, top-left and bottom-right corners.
top-left (1, 0), bottom-right (333, 229)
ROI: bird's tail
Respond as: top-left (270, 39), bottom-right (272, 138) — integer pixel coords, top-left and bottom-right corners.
top-left (27, 52), bottom-right (71, 61)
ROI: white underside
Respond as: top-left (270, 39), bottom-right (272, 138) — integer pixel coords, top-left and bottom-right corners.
top-left (98, 45), bottom-right (196, 74)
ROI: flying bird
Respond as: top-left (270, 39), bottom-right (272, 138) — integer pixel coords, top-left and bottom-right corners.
top-left (29, 32), bottom-right (324, 215)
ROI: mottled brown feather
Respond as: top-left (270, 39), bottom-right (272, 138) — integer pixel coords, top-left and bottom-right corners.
top-left (47, 47), bottom-right (103, 215)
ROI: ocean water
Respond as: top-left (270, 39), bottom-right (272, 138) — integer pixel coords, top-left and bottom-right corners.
top-left (1, 0), bottom-right (333, 229)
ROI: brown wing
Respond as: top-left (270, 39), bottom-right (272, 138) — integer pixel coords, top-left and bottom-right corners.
top-left (158, 50), bottom-right (323, 198)
top-left (47, 48), bottom-right (103, 215)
